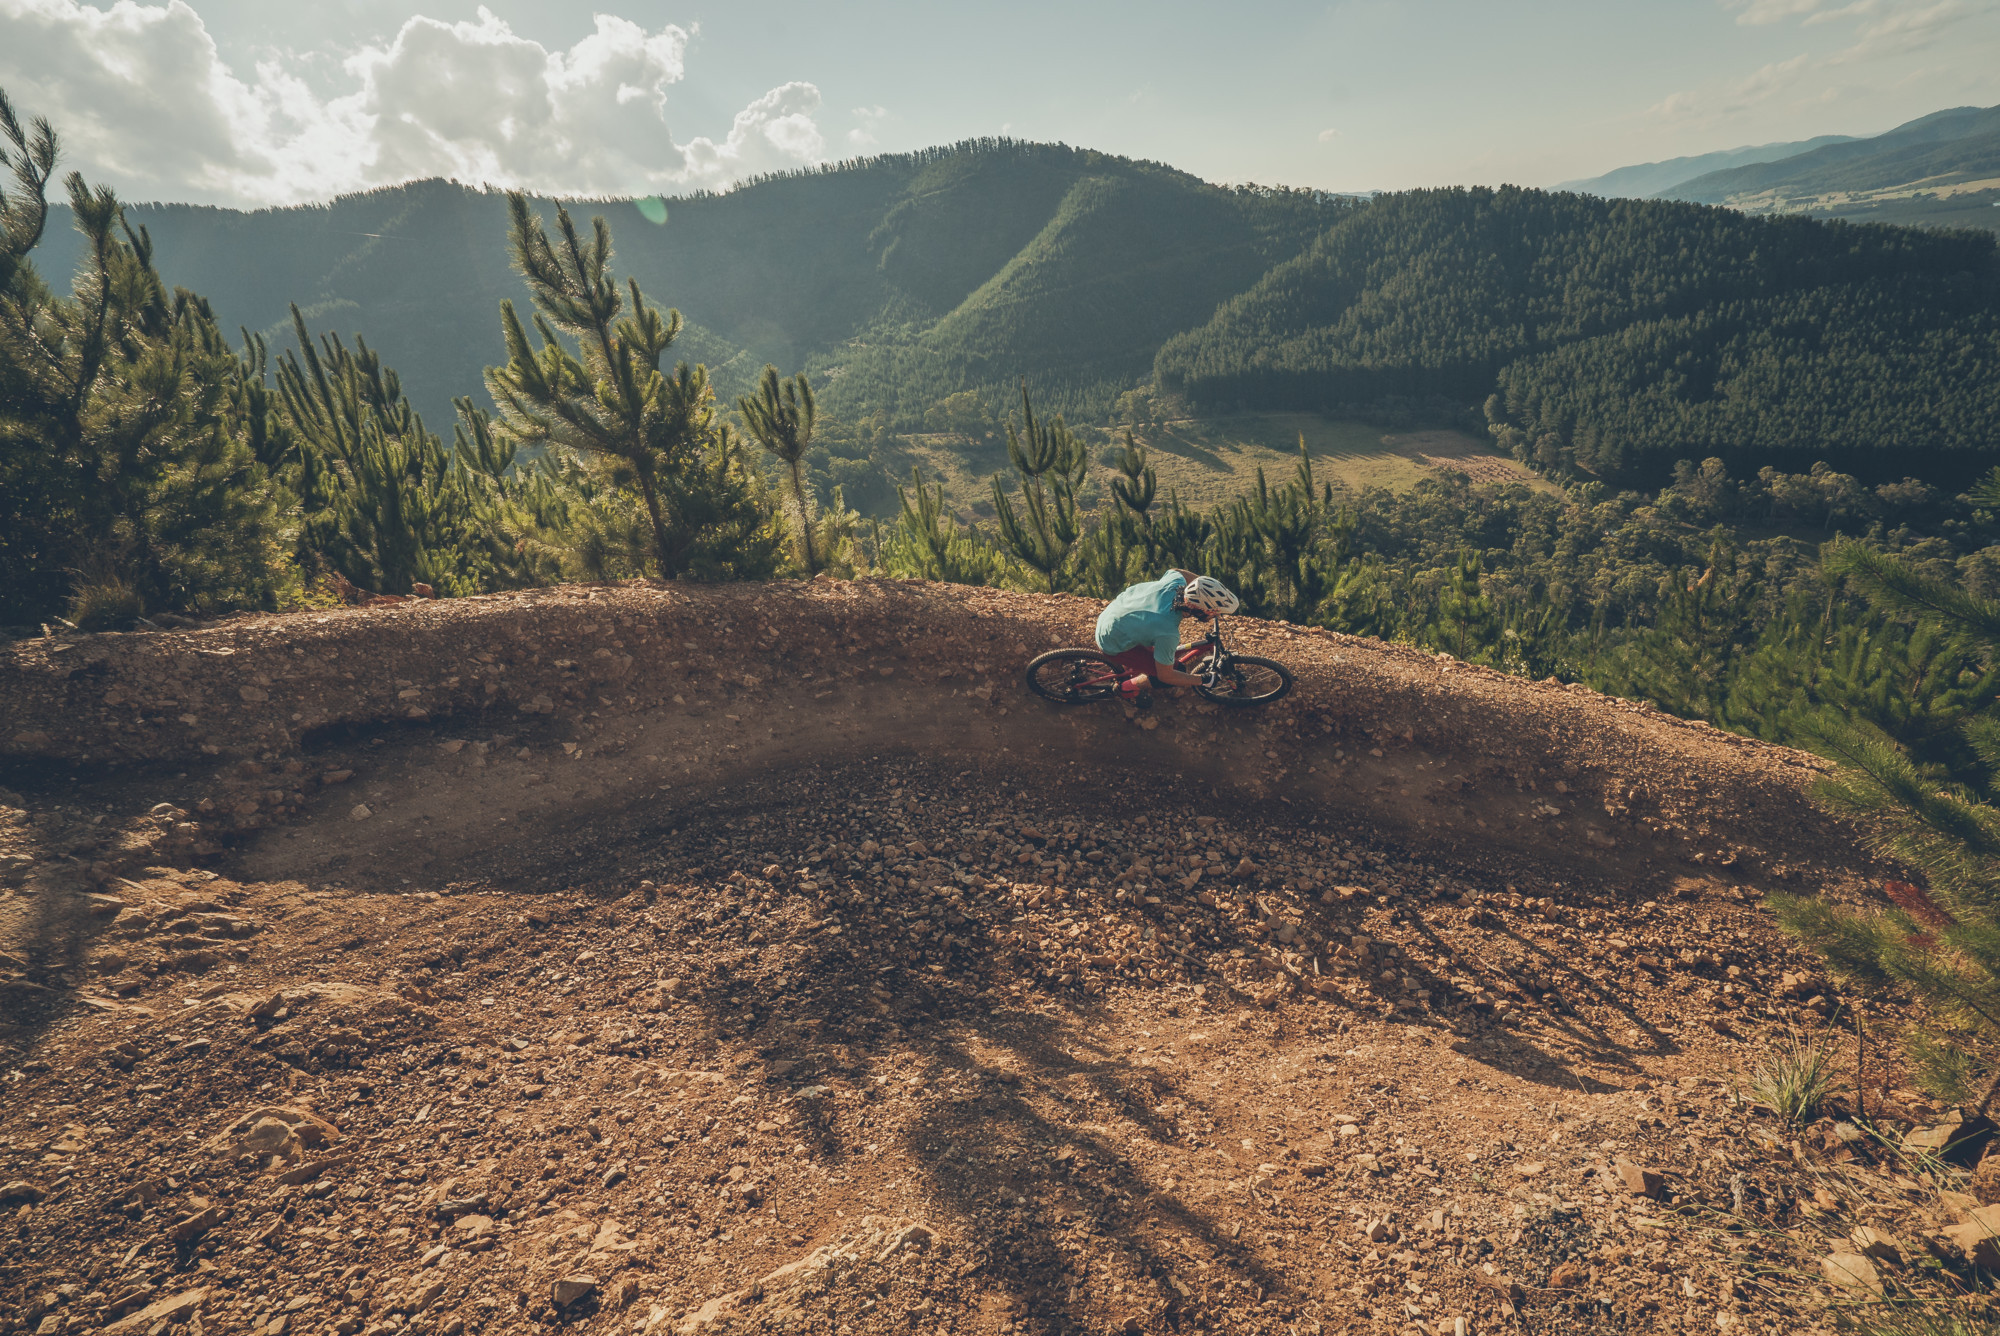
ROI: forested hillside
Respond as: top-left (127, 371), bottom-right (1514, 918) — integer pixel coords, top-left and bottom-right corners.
top-left (28, 131), bottom-right (2000, 487)
top-left (1155, 186), bottom-right (2000, 477)
top-left (29, 142), bottom-right (1342, 429)
top-left (825, 168), bottom-right (1335, 423)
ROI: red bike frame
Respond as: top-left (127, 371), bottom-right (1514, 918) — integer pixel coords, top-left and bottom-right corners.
top-left (1088, 640), bottom-right (1215, 691)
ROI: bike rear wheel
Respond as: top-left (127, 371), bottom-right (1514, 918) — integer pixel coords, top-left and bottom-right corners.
top-left (1025, 649), bottom-right (1124, 704)
top-left (1196, 654), bottom-right (1293, 707)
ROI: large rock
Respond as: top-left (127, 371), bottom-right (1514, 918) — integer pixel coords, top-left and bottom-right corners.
top-left (1972, 1147), bottom-right (2000, 1205)
top-left (1820, 1252), bottom-right (1882, 1296)
top-left (238, 1116), bottom-right (300, 1157)
top-left (1615, 1160), bottom-right (1664, 1198)
top-left (168, 1204), bottom-right (223, 1242)
top-left (662, 1216), bottom-right (938, 1335)
top-left (1940, 1204), bottom-right (2000, 1270)
top-left (454, 1214), bottom-right (496, 1241)
top-left (1849, 1226), bottom-right (1903, 1264)
top-left (1902, 1110), bottom-right (1995, 1164)
top-left (103, 1289), bottom-right (206, 1336)
top-left (210, 1105), bottom-right (341, 1155)
top-left (552, 1275), bottom-right (598, 1306)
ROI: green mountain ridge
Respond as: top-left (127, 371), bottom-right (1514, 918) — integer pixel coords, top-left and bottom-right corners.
top-left (1558, 133), bottom-right (1859, 199)
top-left (1155, 186), bottom-right (2000, 477)
top-left (23, 133), bottom-right (2000, 487)
top-left (1651, 103), bottom-right (2000, 233)
top-left (818, 167), bottom-right (1338, 423)
top-left (30, 141), bottom-right (1341, 430)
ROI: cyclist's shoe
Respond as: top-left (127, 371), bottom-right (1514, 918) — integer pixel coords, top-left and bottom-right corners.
top-left (1117, 677), bottom-right (1153, 709)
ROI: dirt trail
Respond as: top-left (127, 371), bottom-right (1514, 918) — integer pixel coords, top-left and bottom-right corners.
top-left (2, 579), bottom-right (1994, 1336)
top-left (2, 577), bottom-right (1838, 887)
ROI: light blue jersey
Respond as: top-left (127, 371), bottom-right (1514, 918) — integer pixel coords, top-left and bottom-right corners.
top-left (1094, 570), bottom-right (1187, 666)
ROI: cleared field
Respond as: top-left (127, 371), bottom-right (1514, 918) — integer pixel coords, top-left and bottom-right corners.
top-left (1134, 412), bottom-right (1552, 510)
top-left (891, 411), bottom-right (1551, 521)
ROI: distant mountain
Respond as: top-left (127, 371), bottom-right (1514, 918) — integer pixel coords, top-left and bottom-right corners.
top-left (1155, 186), bottom-right (2000, 477)
top-left (29, 141), bottom-right (1342, 429)
top-left (1656, 103), bottom-right (2000, 233)
top-left (1559, 135), bottom-right (1857, 200)
top-left (25, 137), bottom-right (2000, 484)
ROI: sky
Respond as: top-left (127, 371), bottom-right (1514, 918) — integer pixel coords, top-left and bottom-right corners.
top-left (0, 0), bottom-right (1996, 208)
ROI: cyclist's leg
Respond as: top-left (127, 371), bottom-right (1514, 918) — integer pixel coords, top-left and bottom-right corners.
top-left (1103, 646), bottom-right (1158, 698)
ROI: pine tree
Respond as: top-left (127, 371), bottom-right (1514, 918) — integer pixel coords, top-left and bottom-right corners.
top-left (1498, 595), bottom-right (1565, 678)
top-left (1109, 431), bottom-right (1157, 522)
top-left (1148, 490), bottom-right (1214, 576)
top-left (1595, 538), bottom-right (1758, 718)
top-left (991, 383), bottom-right (1085, 592)
top-left (1426, 550), bottom-right (1504, 663)
top-left (1721, 585), bottom-right (2000, 767)
top-left (484, 192), bottom-right (774, 580)
top-left (739, 365), bottom-right (820, 574)
top-left (274, 307), bottom-right (533, 596)
top-left (887, 467), bottom-right (1008, 586)
top-left (1075, 431), bottom-right (1158, 595)
top-left (810, 485), bottom-right (869, 577)
top-left (1770, 537), bottom-right (2000, 1112)
top-left (1203, 439), bottom-right (1375, 627)
top-left (0, 92), bottom-right (287, 624)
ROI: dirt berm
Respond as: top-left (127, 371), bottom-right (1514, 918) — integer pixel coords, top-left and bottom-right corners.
top-left (11, 579), bottom-right (1997, 1336)
top-left (1, 577), bottom-right (1840, 887)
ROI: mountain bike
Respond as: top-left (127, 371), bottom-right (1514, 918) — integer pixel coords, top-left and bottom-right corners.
top-left (1024, 620), bottom-right (1294, 709)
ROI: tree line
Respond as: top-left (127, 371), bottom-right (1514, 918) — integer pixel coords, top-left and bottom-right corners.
top-left (0, 95), bottom-right (804, 628)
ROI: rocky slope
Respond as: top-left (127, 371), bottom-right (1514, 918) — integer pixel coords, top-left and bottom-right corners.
top-left (1, 579), bottom-right (1995, 1336)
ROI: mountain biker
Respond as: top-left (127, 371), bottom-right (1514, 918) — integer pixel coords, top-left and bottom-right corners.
top-left (1095, 569), bottom-right (1241, 705)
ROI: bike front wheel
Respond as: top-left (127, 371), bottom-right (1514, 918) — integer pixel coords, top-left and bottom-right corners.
top-left (1025, 649), bottom-right (1123, 704)
top-left (1196, 654), bottom-right (1293, 707)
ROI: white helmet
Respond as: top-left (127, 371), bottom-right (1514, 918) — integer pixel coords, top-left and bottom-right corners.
top-left (1180, 575), bottom-right (1240, 617)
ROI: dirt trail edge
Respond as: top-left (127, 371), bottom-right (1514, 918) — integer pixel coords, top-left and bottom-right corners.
top-left (3, 578), bottom-right (1835, 886)
top-left (6, 579), bottom-right (1993, 1336)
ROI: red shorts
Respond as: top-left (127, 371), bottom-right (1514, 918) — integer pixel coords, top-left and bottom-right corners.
top-left (1105, 645), bottom-right (1171, 681)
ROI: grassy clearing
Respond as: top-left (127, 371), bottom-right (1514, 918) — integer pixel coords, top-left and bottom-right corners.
top-left (887, 411), bottom-right (1550, 521)
top-left (1133, 411), bottom-right (1550, 510)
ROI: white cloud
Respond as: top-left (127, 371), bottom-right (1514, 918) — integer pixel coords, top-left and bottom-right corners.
top-left (1673, 0), bottom-right (1994, 119)
top-left (678, 81), bottom-right (824, 182)
top-left (1804, 1), bottom-right (1882, 25)
top-left (1724, 0), bottom-right (1835, 24)
top-left (846, 103), bottom-right (887, 150)
top-left (1720, 0), bottom-right (1990, 44)
top-left (1317, 127), bottom-right (1340, 143)
top-left (1650, 52), bottom-right (1812, 119)
top-left (0, 0), bottom-right (827, 205)
top-left (1844, 0), bottom-right (1987, 51)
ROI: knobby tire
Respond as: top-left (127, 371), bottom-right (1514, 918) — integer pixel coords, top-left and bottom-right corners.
top-left (1196, 654), bottom-right (1293, 707)
top-left (1025, 648), bottom-right (1122, 704)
